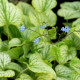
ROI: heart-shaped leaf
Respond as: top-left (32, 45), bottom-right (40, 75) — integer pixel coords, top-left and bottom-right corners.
top-left (8, 38), bottom-right (21, 48)
top-left (46, 10), bottom-right (57, 26)
top-left (17, 2), bottom-right (34, 16)
top-left (0, 53), bottom-right (11, 69)
top-left (57, 2), bottom-right (80, 19)
top-left (7, 47), bottom-right (23, 60)
top-left (32, 41), bottom-right (53, 61)
top-left (5, 62), bottom-right (23, 72)
top-left (32, 0), bottom-right (57, 12)
top-left (55, 65), bottom-right (74, 78)
top-left (0, 0), bottom-right (23, 26)
top-left (27, 53), bottom-right (56, 79)
top-left (50, 45), bottom-right (76, 64)
top-left (29, 10), bottom-right (48, 27)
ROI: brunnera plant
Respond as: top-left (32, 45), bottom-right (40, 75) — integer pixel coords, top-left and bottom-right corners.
top-left (0, 0), bottom-right (80, 80)
top-left (0, 0), bottom-right (58, 80)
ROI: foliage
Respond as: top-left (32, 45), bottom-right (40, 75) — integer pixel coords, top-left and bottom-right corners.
top-left (0, 0), bottom-right (80, 80)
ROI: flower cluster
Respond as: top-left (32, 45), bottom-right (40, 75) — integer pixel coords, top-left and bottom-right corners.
top-left (34, 24), bottom-right (47, 43)
top-left (34, 38), bottom-right (40, 43)
top-left (61, 26), bottom-right (69, 33)
top-left (20, 25), bottom-right (25, 32)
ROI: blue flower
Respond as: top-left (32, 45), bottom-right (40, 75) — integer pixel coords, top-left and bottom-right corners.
top-left (34, 38), bottom-right (40, 43)
top-left (61, 26), bottom-right (69, 33)
top-left (39, 24), bottom-right (47, 29)
top-left (61, 27), bottom-right (66, 32)
top-left (65, 26), bottom-right (69, 33)
top-left (20, 25), bottom-right (25, 32)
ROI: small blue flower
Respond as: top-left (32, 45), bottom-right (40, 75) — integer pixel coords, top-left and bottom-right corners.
top-left (61, 27), bottom-right (66, 32)
top-left (61, 26), bottom-right (69, 33)
top-left (20, 25), bottom-right (25, 32)
top-left (65, 26), bottom-right (69, 33)
top-left (34, 38), bottom-right (40, 43)
top-left (39, 24), bottom-right (47, 29)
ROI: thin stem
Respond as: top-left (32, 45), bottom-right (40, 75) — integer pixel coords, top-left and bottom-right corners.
top-left (7, 25), bottom-right (9, 40)
top-left (17, 68), bottom-right (28, 78)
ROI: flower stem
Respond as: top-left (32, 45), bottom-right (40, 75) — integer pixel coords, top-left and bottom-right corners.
top-left (17, 68), bottom-right (28, 78)
top-left (7, 25), bottom-right (9, 40)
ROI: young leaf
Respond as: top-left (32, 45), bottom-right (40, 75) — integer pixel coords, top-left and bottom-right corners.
top-left (0, 0), bottom-right (23, 26)
top-left (29, 10), bottom-right (48, 27)
top-left (8, 38), bottom-right (21, 48)
top-left (8, 25), bottom-right (22, 38)
top-left (57, 2), bottom-right (80, 19)
top-left (17, 2), bottom-right (34, 16)
top-left (26, 53), bottom-right (56, 79)
top-left (32, 0), bottom-right (57, 12)
top-left (5, 62), bottom-right (23, 73)
top-left (46, 10), bottom-right (57, 26)
top-left (7, 47), bottom-right (23, 60)
top-left (48, 28), bottom-right (56, 39)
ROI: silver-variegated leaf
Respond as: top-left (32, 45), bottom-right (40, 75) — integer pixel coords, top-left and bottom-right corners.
top-left (0, 0), bottom-right (23, 27)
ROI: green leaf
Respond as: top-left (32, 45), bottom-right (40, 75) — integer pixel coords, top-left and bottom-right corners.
top-left (7, 47), bottom-right (23, 60)
top-left (27, 53), bottom-right (56, 79)
top-left (55, 65), bottom-right (74, 78)
top-left (46, 10), bottom-right (57, 26)
top-left (0, 78), bottom-right (8, 80)
top-left (23, 15), bottom-right (33, 28)
top-left (50, 45), bottom-right (76, 64)
top-left (0, 70), bottom-right (15, 77)
top-left (56, 77), bottom-right (70, 80)
top-left (70, 57), bottom-right (80, 74)
top-left (65, 25), bottom-right (80, 50)
top-left (48, 28), bottom-right (56, 39)
top-left (23, 41), bottom-right (33, 57)
top-left (0, 53), bottom-right (11, 69)
top-left (70, 72), bottom-right (80, 80)
top-left (5, 62), bottom-right (23, 72)
top-left (8, 25), bottom-right (22, 38)
top-left (8, 38), bottom-right (21, 48)
top-left (57, 2), bottom-right (80, 19)
top-left (32, 41), bottom-right (53, 61)
top-left (32, 0), bottom-right (57, 12)
top-left (0, 38), bottom-right (2, 51)
top-left (0, 0), bottom-right (23, 26)
top-left (29, 10), bottom-right (48, 27)
top-left (72, 18), bottom-right (80, 27)
top-left (63, 22), bottom-right (72, 28)
top-left (36, 73), bottom-right (54, 80)
top-left (15, 74), bottom-right (33, 80)
top-left (17, 2), bottom-right (34, 16)
top-left (1, 40), bottom-right (9, 51)
top-left (22, 29), bottom-right (34, 41)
